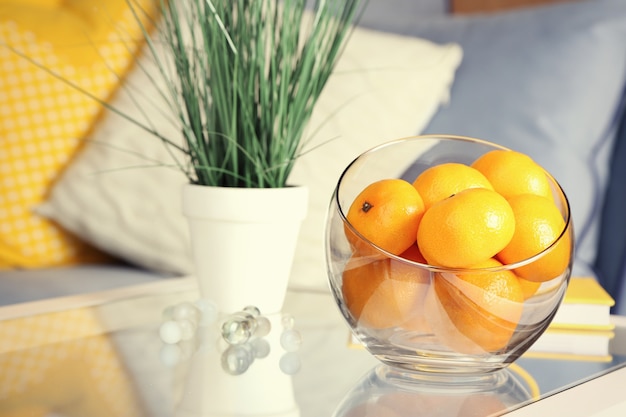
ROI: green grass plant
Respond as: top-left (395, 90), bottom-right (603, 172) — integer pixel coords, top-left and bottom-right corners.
top-left (137, 0), bottom-right (365, 187)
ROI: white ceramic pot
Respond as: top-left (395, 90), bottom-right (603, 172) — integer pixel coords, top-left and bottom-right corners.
top-left (182, 184), bottom-right (308, 314)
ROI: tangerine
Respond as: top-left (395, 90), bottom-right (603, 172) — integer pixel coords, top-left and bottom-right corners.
top-left (399, 243), bottom-right (427, 264)
top-left (432, 258), bottom-right (524, 353)
top-left (518, 277), bottom-right (542, 300)
top-left (412, 162), bottom-right (494, 209)
top-left (471, 149), bottom-right (552, 200)
top-left (346, 178), bottom-right (425, 255)
top-left (417, 188), bottom-right (515, 268)
top-left (497, 194), bottom-right (571, 282)
top-left (342, 254), bottom-right (429, 329)
top-left (397, 244), bottom-right (432, 333)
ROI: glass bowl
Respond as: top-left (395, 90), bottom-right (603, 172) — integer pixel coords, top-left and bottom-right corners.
top-left (325, 135), bottom-right (573, 375)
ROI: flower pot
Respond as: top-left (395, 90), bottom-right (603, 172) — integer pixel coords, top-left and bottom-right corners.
top-left (182, 184), bottom-right (308, 314)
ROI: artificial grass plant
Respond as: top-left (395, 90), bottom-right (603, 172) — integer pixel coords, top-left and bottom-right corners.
top-left (136, 0), bottom-right (366, 188)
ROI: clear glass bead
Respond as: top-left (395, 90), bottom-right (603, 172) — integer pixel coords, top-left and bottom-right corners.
top-left (233, 311), bottom-right (257, 332)
top-left (221, 316), bottom-right (254, 345)
top-left (194, 298), bottom-right (218, 326)
top-left (281, 314), bottom-right (295, 330)
top-left (243, 305), bottom-right (261, 317)
top-left (159, 320), bottom-right (183, 345)
top-left (279, 352), bottom-right (301, 375)
top-left (178, 318), bottom-right (196, 341)
top-left (254, 316), bottom-right (271, 338)
top-left (221, 345), bottom-right (254, 375)
top-left (280, 329), bottom-right (302, 352)
top-left (173, 302), bottom-right (200, 325)
top-left (250, 338), bottom-right (271, 359)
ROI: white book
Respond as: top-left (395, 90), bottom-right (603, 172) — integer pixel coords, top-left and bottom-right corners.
top-left (525, 328), bottom-right (614, 360)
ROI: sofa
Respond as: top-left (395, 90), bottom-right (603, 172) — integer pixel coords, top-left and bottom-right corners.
top-left (1, 0), bottom-right (626, 315)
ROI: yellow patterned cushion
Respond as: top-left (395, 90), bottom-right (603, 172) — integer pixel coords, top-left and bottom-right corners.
top-left (0, 0), bottom-right (157, 269)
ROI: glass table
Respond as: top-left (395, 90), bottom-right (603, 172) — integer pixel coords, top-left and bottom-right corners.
top-left (0, 277), bottom-right (624, 417)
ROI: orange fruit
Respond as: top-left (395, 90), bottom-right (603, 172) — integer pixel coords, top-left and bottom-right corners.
top-left (346, 178), bottom-right (425, 255)
top-left (397, 244), bottom-right (432, 333)
top-left (497, 194), bottom-right (571, 282)
top-left (471, 149), bottom-right (552, 200)
top-left (518, 277), bottom-right (542, 300)
top-left (417, 188), bottom-right (515, 268)
top-left (342, 254), bottom-right (429, 329)
top-left (399, 243), bottom-right (427, 263)
top-left (412, 162), bottom-right (494, 209)
top-left (433, 258), bottom-right (524, 353)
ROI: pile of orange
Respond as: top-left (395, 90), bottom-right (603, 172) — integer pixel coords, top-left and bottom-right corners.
top-left (341, 149), bottom-right (572, 352)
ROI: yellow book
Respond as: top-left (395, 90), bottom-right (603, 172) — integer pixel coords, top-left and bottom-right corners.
top-left (549, 277), bottom-right (615, 331)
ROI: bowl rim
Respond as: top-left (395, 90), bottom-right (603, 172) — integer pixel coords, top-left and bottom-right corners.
top-left (334, 134), bottom-right (573, 274)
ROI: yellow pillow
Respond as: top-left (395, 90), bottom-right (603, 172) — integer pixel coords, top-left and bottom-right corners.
top-left (0, 0), bottom-right (158, 268)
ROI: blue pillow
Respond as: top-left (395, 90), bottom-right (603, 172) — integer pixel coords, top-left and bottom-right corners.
top-left (361, 0), bottom-right (626, 285)
top-left (596, 97), bottom-right (626, 314)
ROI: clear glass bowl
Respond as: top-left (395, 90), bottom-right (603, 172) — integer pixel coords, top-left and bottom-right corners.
top-left (325, 135), bottom-right (573, 375)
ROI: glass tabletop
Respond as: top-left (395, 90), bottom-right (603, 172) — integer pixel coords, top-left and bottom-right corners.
top-left (0, 282), bottom-right (624, 417)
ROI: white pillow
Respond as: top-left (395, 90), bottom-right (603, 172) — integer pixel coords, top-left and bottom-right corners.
top-left (36, 25), bottom-right (462, 283)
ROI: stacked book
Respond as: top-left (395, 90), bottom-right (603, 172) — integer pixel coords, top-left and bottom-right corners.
top-left (525, 277), bottom-right (616, 362)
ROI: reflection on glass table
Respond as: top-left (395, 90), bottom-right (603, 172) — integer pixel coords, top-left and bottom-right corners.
top-left (332, 363), bottom-right (535, 417)
top-left (0, 285), bottom-right (624, 417)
